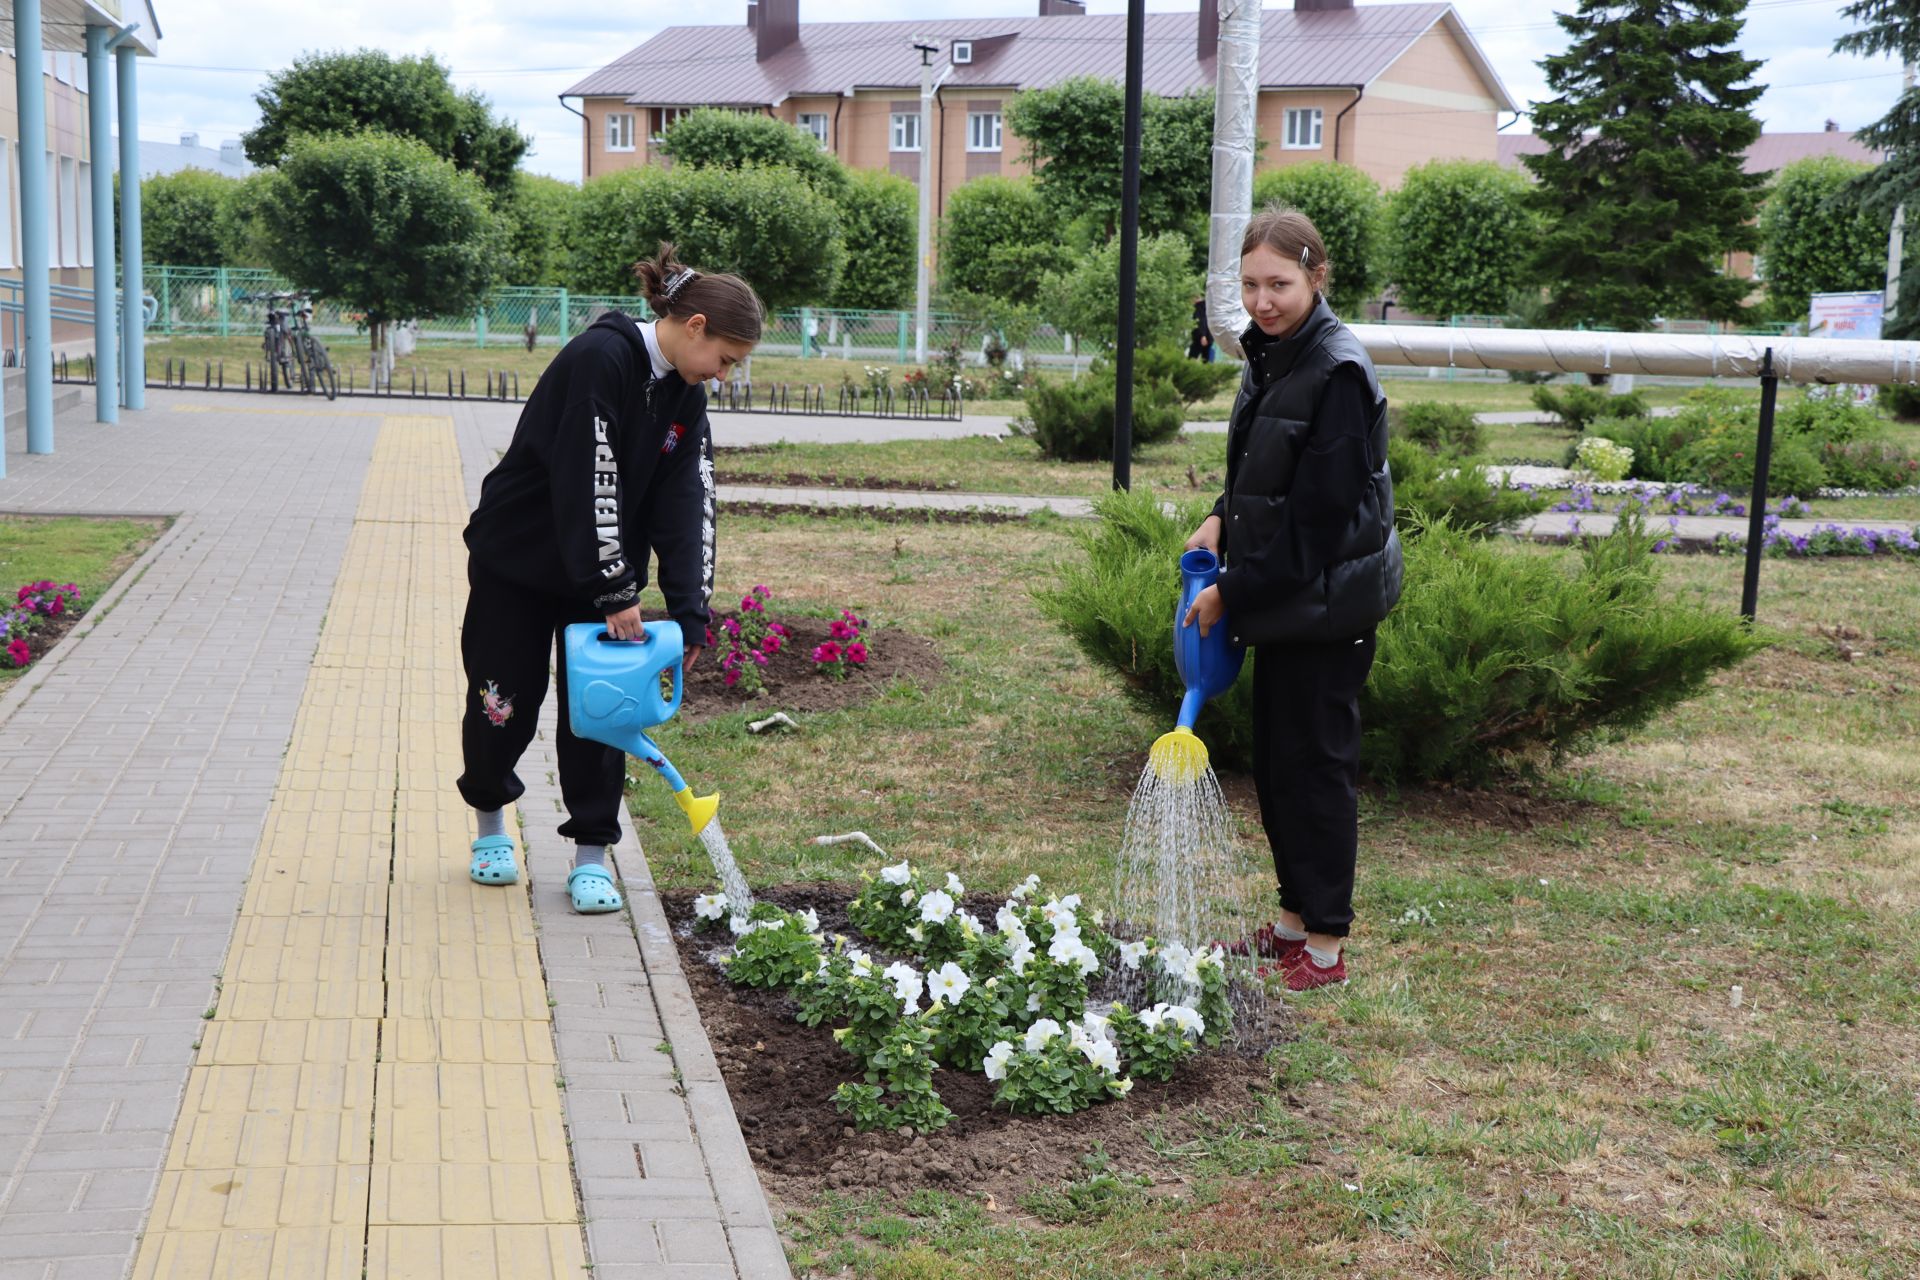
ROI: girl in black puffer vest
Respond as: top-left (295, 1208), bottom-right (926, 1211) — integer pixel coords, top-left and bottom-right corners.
top-left (1183, 207), bottom-right (1402, 991)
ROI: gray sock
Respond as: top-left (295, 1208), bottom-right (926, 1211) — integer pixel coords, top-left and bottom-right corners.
top-left (475, 808), bottom-right (506, 840)
top-left (575, 843), bottom-right (609, 871)
top-left (1274, 922), bottom-right (1308, 942)
top-left (1305, 943), bottom-right (1341, 970)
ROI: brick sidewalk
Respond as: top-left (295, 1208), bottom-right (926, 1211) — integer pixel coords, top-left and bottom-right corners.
top-left (0, 391), bottom-right (789, 1279)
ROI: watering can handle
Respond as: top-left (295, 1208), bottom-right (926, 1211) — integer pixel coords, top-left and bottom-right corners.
top-left (594, 623), bottom-right (684, 720)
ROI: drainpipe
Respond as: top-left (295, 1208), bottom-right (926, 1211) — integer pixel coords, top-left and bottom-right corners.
top-left (833, 92), bottom-right (846, 157)
top-left (1331, 85), bottom-right (1362, 164)
top-left (559, 95), bottom-right (589, 178)
top-left (1205, 0), bottom-right (1262, 360)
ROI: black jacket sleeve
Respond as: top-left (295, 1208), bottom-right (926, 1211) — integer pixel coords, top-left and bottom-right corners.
top-left (548, 366), bottom-right (641, 611)
top-left (648, 405), bottom-right (717, 640)
top-left (1216, 364), bottom-right (1375, 614)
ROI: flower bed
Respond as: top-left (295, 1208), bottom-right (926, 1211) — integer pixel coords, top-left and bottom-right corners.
top-left (2, 581), bottom-right (81, 670)
top-left (665, 873), bottom-right (1287, 1203)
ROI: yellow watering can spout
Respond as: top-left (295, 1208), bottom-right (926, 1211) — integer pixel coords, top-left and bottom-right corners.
top-left (1149, 725), bottom-right (1209, 784)
top-left (673, 785), bottom-right (720, 836)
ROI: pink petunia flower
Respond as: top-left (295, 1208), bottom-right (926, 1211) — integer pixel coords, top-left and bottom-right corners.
top-left (845, 642), bottom-right (868, 664)
top-left (6, 638), bottom-right (29, 668)
top-left (768, 623), bottom-right (789, 638)
top-left (812, 641), bottom-right (842, 664)
top-left (751, 585), bottom-right (770, 599)
top-left (751, 650), bottom-right (768, 666)
top-left (705, 626), bottom-right (716, 647)
top-left (760, 635), bottom-right (782, 655)
top-left (829, 619), bottom-right (857, 641)
top-left (740, 595), bottom-right (763, 613)
top-left (722, 617), bottom-right (742, 638)
top-left (722, 668), bottom-right (740, 687)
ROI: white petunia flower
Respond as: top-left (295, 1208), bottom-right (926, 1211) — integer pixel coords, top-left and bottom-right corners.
top-left (1026, 991), bottom-right (1042, 1012)
top-left (1023, 1018), bottom-right (1062, 1053)
top-left (1080, 1009), bottom-right (1112, 1040)
top-left (957, 910), bottom-right (983, 937)
top-left (983, 1041), bottom-right (1014, 1082)
top-left (906, 924), bottom-right (925, 944)
top-left (880, 861), bottom-right (913, 885)
top-left (1163, 1004), bottom-right (1205, 1038)
top-left (1138, 1004), bottom-right (1167, 1031)
top-left (1041, 898), bottom-right (1075, 927)
top-left (1184, 945), bottom-right (1226, 985)
top-left (884, 961), bottom-right (924, 1013)
top-left (929, 962), bottom-right (971, 1005)
top-left (1118, 940), bottom-right (1149, 971)
top-left (799, 908), bottom-right (821, 934)
top-left (1049, 937), bottom-right (1099, 977)
top-left (1059, 893), bottom-right (1082, 911)
top-left (899, 888), bottom-right (916, 907)
top-left (729, 914), bottom-right (753, 936)
top-left (996, 904), bottom-right (1025, 936)
top-left (848, 948), bottom-right (875, 973)
top-left (694, 893), bottom-right (728, 921)
top-left (918, 890), bottom-right (955, 925)
top-left (1011, 874), bottom-right (1041, 900)
top-left (1009, 937), bottom-right (1035, 975)
top-left (1158, 941), bottom-right (1193, 977)
top-left (1079, 1037), bottom-right (1120, 1076)
top-left (1108, 1076), bottom-right (1134, 1098)
top-left (946, 872), bottom-right (966, 896)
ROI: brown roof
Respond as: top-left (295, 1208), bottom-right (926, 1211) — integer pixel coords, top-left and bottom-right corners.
top-left (565, 4), bottom-right (1516, 112)
top-left (1497, 130), bottom-right (1884, 175)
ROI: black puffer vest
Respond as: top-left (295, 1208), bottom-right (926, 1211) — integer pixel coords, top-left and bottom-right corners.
top-left (1220, 296), bottom-right (1403, 646)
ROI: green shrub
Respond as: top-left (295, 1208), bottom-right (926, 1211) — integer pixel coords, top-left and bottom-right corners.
top-left (1387, 439), bottom-right (1545, 534)
top-left (1361, 512), bottom-right (1770, 782)
top-left (1578, 414), bottom-right (1700, 483)
top-left (1676, 428), bottom-right (1828, 497)
top-left (1012, 374), bottom-right (1183, 461)
top-left (1532, 384), bottom-right (1650, 432)
top-left (1130, 344), bottom-right (1240, 406)
top-left (1775, 394), bottom-right (1886, 446)
top-left (1036, 492), bottom-right (1763, 781)
top-left (1820, 440), bottom-right (1920, 490)
top-left (1877, 383), bottom-right (1920, 422)
top-left (1391, 401), bottom-right (1484, 455)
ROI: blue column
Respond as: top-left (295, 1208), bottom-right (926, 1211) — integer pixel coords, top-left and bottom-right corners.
top-left (15, 0), bottom-right (54, 453)
top-left (86, 27), bottom-right (118, 423)
top-left (117, 43), bottom-right (144, 410)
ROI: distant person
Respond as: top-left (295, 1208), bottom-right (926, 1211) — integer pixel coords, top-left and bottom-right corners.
top-left (457, 243), bottom-right (763, 915)
top-left (1183, 206), bottom-right (1402, 991)
top-left (1188, 296), bottom-right (1214, 363)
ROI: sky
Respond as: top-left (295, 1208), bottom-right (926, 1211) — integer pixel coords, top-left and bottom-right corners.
top-left (131, 0), bottom-right (1907, 184)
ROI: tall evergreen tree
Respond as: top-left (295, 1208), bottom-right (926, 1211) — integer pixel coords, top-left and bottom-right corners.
top-left (1524, 1), bottom-right (1767, 330)
top-left (1835, 0), bottom-right (1920, 335)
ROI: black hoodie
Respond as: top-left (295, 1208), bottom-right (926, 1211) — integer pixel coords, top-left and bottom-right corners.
top-left (463, 311), bottom-right (716, 637)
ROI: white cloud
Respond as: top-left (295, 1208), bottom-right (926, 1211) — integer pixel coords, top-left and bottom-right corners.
top-left (129, 0), bottom-right (1905, 185)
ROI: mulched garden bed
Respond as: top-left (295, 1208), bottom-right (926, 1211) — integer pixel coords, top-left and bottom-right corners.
top-left (681, 614), bottom-right (944, 722)
top-left (662, 883), bottom-right (1291, 1210)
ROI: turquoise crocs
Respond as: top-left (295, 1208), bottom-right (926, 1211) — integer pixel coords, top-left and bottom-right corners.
top-left (568, 864), bottom-right (623, 914)
top-left (469, 834), bottom-right (519, 885)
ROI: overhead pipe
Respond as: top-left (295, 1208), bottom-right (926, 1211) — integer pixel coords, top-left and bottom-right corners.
top-left (1205, 0), bottom-right (1261, 360)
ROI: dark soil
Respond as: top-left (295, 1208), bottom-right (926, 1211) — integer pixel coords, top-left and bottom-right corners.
top-left (4, 602), bottom-right (85, 672)
top-left (681, 615), bottom-right (944, 722)
top-left (715, 467), bottom-right (967, 494)
top-left (663, 884), bottom-right (1290, 1211)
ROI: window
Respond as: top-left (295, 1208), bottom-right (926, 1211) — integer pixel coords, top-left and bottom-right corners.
top-left (967, 111), bottom-right (1002, 153)
top-left (1284, 107), bottom-right (1323, 150)
top-left (952, 41), bottom-right (973, 65)
top-left (796, 113), bottom-right (829, 147)
top-left (58, 156), bottom-right (77, 268)
top-left (77, 161), bottom-right (92, 268)
top-left (606, 112), bottom-right (635, 152)
top-left (0, 140), bottom-right (13, 270)
top-left (649, 107), bottom-right (692, 143)
top-left (890, 112), bottom-right (921, 152)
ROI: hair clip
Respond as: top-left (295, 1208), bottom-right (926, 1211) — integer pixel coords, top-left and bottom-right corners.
top-left (1299, 245), bottom-right (1311, 269)
top-left (664, 268), bottom-right (696, 300)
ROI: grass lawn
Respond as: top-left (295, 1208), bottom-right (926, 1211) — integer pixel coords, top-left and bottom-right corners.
top-left (0, 515), bottom-right (170, 688)
top-left (626, 511), bottom-right (1920, 1278)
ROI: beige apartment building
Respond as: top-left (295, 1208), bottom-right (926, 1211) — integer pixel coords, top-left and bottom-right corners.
top-left (563, 0), bottom-right (1517, 221)
top-left (0, 49), bottom-right (101, 348)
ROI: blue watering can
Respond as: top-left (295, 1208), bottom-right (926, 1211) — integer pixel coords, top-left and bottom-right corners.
top-left (1150, 549), bottom-right (1246, 782)
top-left (563, 621), bottom-right (719, 835)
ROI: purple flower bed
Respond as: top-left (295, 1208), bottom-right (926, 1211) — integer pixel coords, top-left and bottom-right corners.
top-left (1541, 482), bottom-right (1812, 520)
top-left (1713, 520), bottom-right (1920, 558)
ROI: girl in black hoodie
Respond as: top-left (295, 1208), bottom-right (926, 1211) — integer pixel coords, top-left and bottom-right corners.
top-left (458, 244), bottom-right (763, 914)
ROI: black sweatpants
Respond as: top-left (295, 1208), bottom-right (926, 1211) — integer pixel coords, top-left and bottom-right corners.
top-left (456, 561), bottom-right (625, 847)
top-left (1250, 629), bottom-right (1377, 938)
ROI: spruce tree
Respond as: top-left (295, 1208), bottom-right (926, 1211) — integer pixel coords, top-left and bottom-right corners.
top-left (1835, 0), bottom-right (1920, 335)
top-left (1524, 1), bottom-right (1767, 330)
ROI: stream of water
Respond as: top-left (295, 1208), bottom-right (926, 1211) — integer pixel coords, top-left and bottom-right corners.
top-left (698, 818), bottom-right (757, 924)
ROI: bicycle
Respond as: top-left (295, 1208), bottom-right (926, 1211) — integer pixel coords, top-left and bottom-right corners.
top-left (242, 292), bottom-right (338, 400)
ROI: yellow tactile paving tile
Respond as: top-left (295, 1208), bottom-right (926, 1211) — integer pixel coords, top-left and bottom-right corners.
top-left (129, 1227), bottom-right (365, 1280)
top-left (147, 1165), bottom-right (371, 1231)
top-left (373, 1065), bottom-right (568, 1165)
top-left (134, 415), bottom-right (583, 1277)
top-left (367, 1162), bottom-right (577, 1227)
top-left (380, 1019), bottom-right (556, 1066)
top-left (366, 1225), bottom-right (586, 1279)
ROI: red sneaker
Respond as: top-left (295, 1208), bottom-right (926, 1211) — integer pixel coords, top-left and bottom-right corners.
top-left (1218, 923), bottom-right (1307, 965)
top-left (1280, 951), bottom-right (1347, 991)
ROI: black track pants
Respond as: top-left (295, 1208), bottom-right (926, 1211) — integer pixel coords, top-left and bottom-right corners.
top-left (1250, 630), bottom-right (1377, 938)
top-left (456, 561), bottom-right (625, 847)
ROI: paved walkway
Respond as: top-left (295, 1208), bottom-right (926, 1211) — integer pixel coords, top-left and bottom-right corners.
top-left (0, 390), bottom-right (787, 1279)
